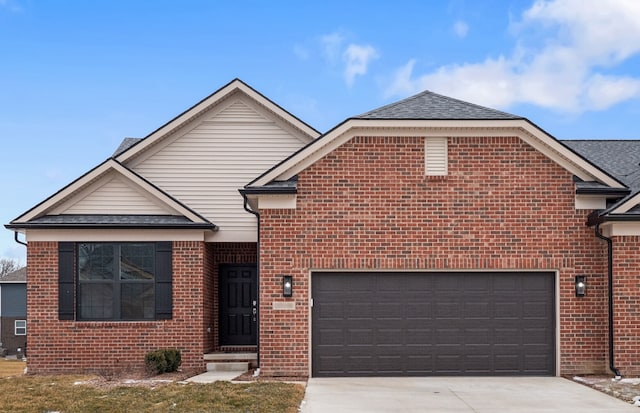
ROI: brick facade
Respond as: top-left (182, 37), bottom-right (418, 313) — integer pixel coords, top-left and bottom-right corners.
top-left (610, 236), bottom-right (640, 375)
top-left (258, 135), bottom-right (609, 377)
top-left (26, 240), bottom-right (207, 374)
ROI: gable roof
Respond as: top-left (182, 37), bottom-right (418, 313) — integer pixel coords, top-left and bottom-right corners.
top-left (7, 159), bottom-right (216, 230)
top-left (1, 267), bottom-right (26, 283)
top-left (115, 78), bottom-right (320, 163)
top-left (247, 89), bottom-right (625, 190)
top-left (356, 90), bottom-right (523, 120)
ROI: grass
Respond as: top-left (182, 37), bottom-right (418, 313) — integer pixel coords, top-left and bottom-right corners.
top-left (0, 363), bottom-right (306, 413)
top-left (0, 359), bottom-right (26, 378)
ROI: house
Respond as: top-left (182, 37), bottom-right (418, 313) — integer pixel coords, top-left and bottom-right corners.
top-left (0, 267), bottom-right (27, 356)
top-left (5, 78), bottom-right (640, 377)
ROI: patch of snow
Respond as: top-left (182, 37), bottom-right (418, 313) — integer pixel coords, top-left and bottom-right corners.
top-left (573, 376), bottom-right (595, 384)
top-left (619, 378), bottom-right (640, 385)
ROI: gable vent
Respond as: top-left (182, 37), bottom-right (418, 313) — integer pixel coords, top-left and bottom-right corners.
top-left (425, 137), bottom-right (448, 176)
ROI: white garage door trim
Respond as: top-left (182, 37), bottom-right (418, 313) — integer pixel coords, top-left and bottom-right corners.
top-left (308, 269), bottom-right (560, 377)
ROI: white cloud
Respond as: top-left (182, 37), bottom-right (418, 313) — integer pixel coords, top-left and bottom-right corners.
top-left (343, 44), bottom-right (379, 87)
top-left (453, 20), bottom-right (469, 38)
top-left (386, 0), bottom-right (640, 112)
top-left (318, 32), bottom-right (380, 87)
top-left (320, 32), bottom-right (345, 63)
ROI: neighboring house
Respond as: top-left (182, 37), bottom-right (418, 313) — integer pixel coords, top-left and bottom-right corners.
top-left (0, 267), bottom-right (27, 355)
top-left (5, 78), bottom-right (640, 378)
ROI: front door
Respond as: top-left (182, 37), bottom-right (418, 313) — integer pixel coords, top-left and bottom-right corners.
top-left (219, 264), bottom-right (257, 346)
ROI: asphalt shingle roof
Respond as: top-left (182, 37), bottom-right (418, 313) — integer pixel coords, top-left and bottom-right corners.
top-left (112, 137), bottom-right (142, 157)
top-left (1, 267), bottom-right (26, 282)
top-left (15, 215), bottom-right (216, 229)
top-left (355, 90), bottom-right (523, 120)
top-left (562, 140), bottom-right (640, 192)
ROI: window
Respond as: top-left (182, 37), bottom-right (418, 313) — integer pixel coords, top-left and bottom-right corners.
top-left (77, 243), bottom-right (156, 321)
top-left (15, 320), bottom-right (26, 336)
top-left (425, 137), bottom-right (448, 176)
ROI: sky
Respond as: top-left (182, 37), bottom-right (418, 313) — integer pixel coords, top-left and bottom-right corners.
top-left (1, 0), bottom-right (640, 264)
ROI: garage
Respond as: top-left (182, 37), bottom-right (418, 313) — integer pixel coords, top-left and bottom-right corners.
top-left (311, 271), bottom-right (555, 377)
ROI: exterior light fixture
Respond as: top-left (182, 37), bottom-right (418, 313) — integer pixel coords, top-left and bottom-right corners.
top-left (575, 276), bottom-right (586, 297)
top-left (283, 275), bottom-right (293, 297)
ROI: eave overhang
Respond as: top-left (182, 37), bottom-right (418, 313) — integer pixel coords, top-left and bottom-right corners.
top-left (5, 214), bottom-right (218, 231)
top-left (575, 187), bottom-right (630, 196)
top-left (239, 187), bottom-right (297, 195)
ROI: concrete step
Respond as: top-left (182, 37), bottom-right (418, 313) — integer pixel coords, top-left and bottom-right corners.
top-left (204, 352), bottom-right (257, 362)
top-left (206, 361), bottom-right (249, 372)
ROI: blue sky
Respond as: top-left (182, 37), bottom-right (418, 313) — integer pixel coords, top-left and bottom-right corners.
top-left (2, 0), bottom-right (640, 263)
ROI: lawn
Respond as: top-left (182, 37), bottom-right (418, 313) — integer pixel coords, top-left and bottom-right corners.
top-left (0, 359), bottom-right (26, 378)
top-left (0, 361), bottom-right (305, 413)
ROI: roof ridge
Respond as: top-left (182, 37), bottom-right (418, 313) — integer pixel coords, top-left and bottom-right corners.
top-left (356, 89), bottom-right (522, 120)
top-left (563, 139), bottom-right (640, 142)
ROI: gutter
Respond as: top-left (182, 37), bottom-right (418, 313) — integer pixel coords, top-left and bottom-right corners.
top-left (595, 223), bottom-right (622, 379)
top-left (241, 191), bottom-right (261, 372)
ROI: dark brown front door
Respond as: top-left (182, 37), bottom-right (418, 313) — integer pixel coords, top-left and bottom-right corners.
top-left (219, 264), bottom-right (257, 346)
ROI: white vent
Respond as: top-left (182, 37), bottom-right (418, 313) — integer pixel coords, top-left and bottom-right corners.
top-left (425, 137), bottom-right (448, 176)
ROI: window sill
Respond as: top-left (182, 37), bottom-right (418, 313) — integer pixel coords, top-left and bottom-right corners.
top-left (69, 321), bottom-right (166, 329)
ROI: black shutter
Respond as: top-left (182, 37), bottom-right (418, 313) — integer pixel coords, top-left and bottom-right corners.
top-left (58, 242), bottom-right (75, 320)
top-left (155, 241), bottom-right (173, 319)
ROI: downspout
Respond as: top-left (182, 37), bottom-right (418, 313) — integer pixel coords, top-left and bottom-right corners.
top-left (595, 223), bottom-right (622, 379)
top-left (14, 232), bottom-right (27, 247)
top-left (242, 193), bottom-right (261, 372)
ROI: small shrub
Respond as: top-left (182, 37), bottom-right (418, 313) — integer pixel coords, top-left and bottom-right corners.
top-left (164, 348), bottom-right (182, 372)
top-left (144, 348), bottom-right (181, 375)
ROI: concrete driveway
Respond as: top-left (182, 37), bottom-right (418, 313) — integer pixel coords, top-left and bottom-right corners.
top-left (300, 377), bottom-right (637, 413)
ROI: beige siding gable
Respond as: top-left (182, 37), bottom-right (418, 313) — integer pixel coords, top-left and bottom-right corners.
top-left (54, 173), bottom-right (175, 215)
top-left (131, 96), bottom-right (311, 240)
top-left (212, 100), bottom-right (269, 123)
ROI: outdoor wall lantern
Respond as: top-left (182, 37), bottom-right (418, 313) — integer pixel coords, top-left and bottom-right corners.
top-left (575, 275), bottom-right (586, 297)
top-left (283, 275), bottom-right (293, 297)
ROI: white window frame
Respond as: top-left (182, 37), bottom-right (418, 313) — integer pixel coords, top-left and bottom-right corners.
top-left (15, 320), bottom-right (26, 336)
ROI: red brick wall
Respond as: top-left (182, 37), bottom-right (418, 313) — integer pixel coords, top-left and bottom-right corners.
top-left (203, 242), bottom-right (257, 352)
top-left (26, 240), bottom-right (207, 374)
top-left (610, 236), bottom-right (640, 376)
top-left (259, 135), bottom-right (608, 377)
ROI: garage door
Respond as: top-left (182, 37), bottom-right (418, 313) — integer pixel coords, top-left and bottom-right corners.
top-left (312, 272), bottom-right (555, 377)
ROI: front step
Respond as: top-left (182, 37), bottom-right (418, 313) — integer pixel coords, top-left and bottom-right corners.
top-left (204, 352), bottom-right (257, 362)
top-left (204, 352), bottom-right (257, 372)
top-left (206, 361), bottom-right (249, 372)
